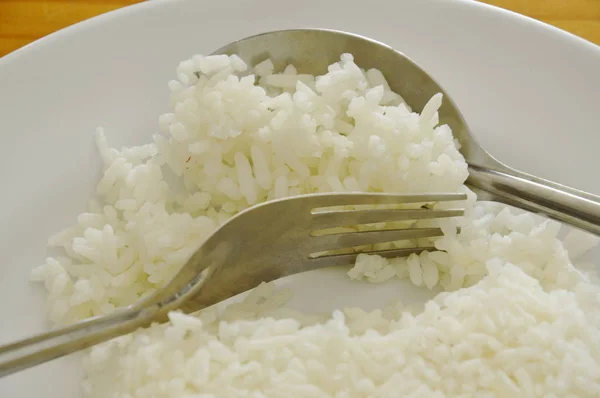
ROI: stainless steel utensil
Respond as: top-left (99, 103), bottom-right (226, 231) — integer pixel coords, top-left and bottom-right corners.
top-left (0, 192), bottom-right (465, 376)
top-left (213, 29), bottom-right (600, 235)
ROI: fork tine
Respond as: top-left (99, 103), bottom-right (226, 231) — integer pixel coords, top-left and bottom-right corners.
top-left (308, 246), bottom-right (435, 267)
top-left (303, 192), bottom-right (467, 209)
top-left (308, 228), bottom-right (444, 253)
top-left (311, 208), bottom-right (464, 229)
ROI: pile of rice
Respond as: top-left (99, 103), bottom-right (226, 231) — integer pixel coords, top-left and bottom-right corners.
top-left (31, 53), bottom-right (600, 397)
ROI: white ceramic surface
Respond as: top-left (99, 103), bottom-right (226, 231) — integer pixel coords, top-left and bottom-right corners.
top-left (1, 0), bottom-right (599, 395)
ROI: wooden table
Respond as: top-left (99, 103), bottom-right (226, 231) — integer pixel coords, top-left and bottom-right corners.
top-left (1, 0), bottom-right (599, 57)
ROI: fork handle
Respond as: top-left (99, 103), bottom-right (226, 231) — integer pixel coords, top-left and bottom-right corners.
top-left (468, 164), bottom-right (600, 236)
top-left (0, 306), bottom-right (155, 377)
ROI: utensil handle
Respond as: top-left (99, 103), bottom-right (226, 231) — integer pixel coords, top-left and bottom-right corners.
top-left (0, 306), bottom-right (152, 377)
top-left (468, 164), bottom-right (600, 235)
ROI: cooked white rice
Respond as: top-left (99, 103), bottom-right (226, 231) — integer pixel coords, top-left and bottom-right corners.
top-left (30, 53), bottom-right (600, 397)
top-left (82, 263), bottom-right (600, 397)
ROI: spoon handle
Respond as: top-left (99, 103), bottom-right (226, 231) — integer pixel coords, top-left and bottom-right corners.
top-left (468, 164), bottom-right (600, 236)
top-left (0, 306), bottom-right (153, 378)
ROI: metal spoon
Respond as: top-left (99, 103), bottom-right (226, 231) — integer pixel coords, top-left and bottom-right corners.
top-left (214, 28), bottom-right (600, 235)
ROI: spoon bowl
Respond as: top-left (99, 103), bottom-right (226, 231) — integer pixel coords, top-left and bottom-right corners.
top-left (213, 29), bottom-right (494, 166)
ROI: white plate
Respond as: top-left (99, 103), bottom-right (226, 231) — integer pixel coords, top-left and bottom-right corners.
top-left (1, 0), bottom-right (599, 395)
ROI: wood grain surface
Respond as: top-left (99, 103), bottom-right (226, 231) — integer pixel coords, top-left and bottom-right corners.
top-left (0, 0), bottom-right (599, 57)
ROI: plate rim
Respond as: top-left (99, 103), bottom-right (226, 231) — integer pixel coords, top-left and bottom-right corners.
top-left (1, 0), bottom-right (599, 69)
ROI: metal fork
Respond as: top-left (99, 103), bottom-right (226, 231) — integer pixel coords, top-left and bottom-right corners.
top-left (0, 192), bottom-right (465, 377)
